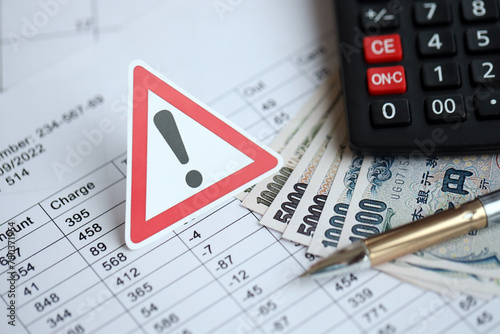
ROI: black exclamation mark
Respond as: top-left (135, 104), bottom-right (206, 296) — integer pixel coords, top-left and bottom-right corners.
top-left (154, 110), bottom-right (203, 188)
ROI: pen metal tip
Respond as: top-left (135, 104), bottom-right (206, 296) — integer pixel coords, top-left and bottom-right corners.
top-left (303, 241), bottom-right (371, 277)
top-left (299, 270), bottom-right (312, 278)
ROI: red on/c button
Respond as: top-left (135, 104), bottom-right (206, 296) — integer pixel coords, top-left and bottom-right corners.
top-left (367, 65), bottom-right (407, 96)
top-left (363, 34), bottom-right (403, 64)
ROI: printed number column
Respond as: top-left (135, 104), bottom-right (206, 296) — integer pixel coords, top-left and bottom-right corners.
top-left (28, 162), bottom-right (137, 334)
top-left (235, 61), bottom-right (311, 144)
top-left (0, 205), bottom-right (61, 334)
top-left (101, 154), bottom-right (198, 332)
top-left (142, 200), bottom-right (263, 333)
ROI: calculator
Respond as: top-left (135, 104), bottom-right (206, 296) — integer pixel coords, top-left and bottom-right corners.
top-left (334, 0), bottom-right (500, 154)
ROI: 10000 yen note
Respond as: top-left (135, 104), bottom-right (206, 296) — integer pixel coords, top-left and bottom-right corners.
top-left (235, 75), bottom-right (340, 202)
top-left (240, 81), bottom-right (342, 215)
top-left (337, 154), bottom-right (500, 277)
top-left (259, 112), bottom-right (345, 232)
top-left (280, 136), bottom-right (346, 245)
top-left (268, 71), bottom-right (340, 154)
top-left (307, 148), bottom-right (363, 257)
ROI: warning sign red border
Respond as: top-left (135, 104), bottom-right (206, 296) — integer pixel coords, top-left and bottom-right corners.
top-left (126, 62), bottom-right (281, 249)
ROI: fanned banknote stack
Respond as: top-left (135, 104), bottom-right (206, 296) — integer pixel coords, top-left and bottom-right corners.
top-left (239, 76), bottom-right (500, 299)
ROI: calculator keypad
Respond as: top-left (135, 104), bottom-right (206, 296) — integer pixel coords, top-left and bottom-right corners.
top-left (465, 27), bottom-right (500, 52)
top-left (461, 0), bottom-right (499, 22)
top-left (414, 0), bottom-right (452, 26)
top-left (334, 0), bottom-right (500, 153)
top-left (367, 65), bottom-right (407, 95)
top-left (475, 91), bottom-right (500, 118)
top-left (370, 100), bottom-right (411, 127)
top-left (417, 31), bottom-right (457, 57)
top-left (361, 5), bottom-right (400, 30)
top-left (425, 95), bottom-right (467, 123)
top-left (421, 62), bottom-right (462, 89)
top-left (470, 59), bottom-right (500, 84)
top-left (364, 34), bottom-right (403, 64)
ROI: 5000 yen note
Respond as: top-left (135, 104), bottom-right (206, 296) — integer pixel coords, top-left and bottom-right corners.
top-left (259, 112), bottom-right (345, 232)
top-left (281, 138), bottom-right (346, 246)
top-left (240, 82), bottom-right (342, 215)
top-left (307, 149), bottom-right (363, 257)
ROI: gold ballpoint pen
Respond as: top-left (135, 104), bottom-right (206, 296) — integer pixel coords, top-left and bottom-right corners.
top-left (302, 189), bottom-right (500, 277)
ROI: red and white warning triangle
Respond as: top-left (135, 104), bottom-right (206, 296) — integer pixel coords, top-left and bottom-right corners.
top-left (126, 61), bottom-right (282, 249)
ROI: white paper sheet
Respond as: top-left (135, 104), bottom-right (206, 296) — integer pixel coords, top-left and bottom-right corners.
top-left (1, 1), bottom-right (499, 333)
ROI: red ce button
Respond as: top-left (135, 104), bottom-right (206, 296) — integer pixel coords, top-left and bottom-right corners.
top-left (367, 65), bottom-right (407, 96)
top-left (364, 34), bottom-right (403, 64)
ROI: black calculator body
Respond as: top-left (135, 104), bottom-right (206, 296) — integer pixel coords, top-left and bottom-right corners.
top-left (334, 0), bottom-right (500, 155)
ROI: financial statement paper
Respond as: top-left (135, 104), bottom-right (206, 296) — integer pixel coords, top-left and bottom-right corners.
top-left (0, 1), bottom-right (499, 333)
